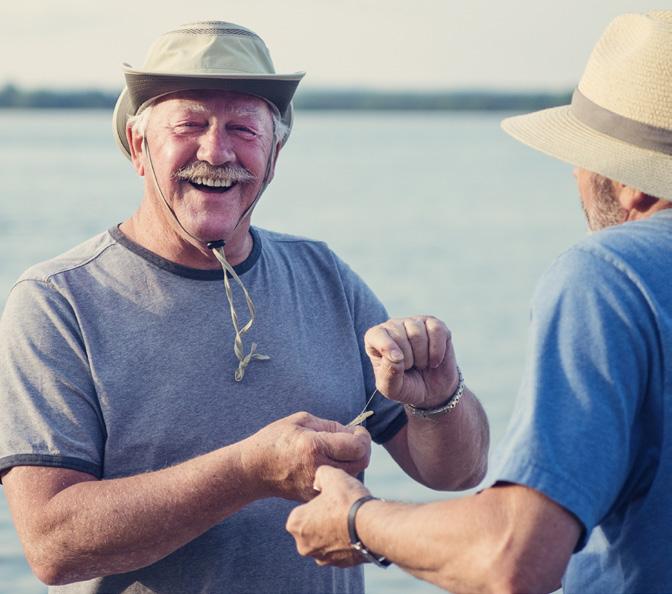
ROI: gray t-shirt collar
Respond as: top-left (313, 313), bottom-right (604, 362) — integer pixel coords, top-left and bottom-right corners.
top-left (109, 225), bottom-right (262, 281)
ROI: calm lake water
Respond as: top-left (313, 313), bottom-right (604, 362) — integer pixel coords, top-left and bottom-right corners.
top-left (0, 109), bottom-right (584, 594)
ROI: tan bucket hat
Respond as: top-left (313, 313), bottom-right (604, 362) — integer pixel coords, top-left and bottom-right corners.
top-left (502, 10), bottom-right (672, 200)
top-left (113, 21), bottom-right (305, 160)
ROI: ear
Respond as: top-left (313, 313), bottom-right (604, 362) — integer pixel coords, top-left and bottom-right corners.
top-left (127, 124), bottom-right (146, 177)
top-left (614, 183), bottom-right (656, 213)
top-left (265, 142), bottom-right (283, 185)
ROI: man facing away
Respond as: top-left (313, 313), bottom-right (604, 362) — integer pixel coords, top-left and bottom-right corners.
top-left (287, 10), bottom-right (672, 594)
top-left (0, 21), bottom-right (488, 594)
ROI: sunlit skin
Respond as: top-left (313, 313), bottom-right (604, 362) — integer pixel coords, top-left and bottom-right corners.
top-left (285, 170), bottom-right (672, 593)
top-left (121, 90), bottom-right (281, 269)
top-left (574, 167), bottom-right (672, 231)
top-left (0, 314), bottom-right (490, 586)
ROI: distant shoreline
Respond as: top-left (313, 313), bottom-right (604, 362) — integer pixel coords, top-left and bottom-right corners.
top-left (0, 84), bottom-right (571, 112)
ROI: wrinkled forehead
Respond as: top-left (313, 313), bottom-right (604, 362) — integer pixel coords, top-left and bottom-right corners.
top-left (152, 89), bottom-right (275, 121)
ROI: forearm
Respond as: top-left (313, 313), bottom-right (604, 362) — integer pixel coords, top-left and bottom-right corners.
top-left (355, 488), bottom-right (568, 594)
top-left (8, 411), bottom-right (372, 586)
top-left (401, 388), bottom-right (490, 490)
top-left (11, 440), bottom-right (265, 584)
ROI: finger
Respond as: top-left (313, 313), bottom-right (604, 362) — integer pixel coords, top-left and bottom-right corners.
top-left (364, 326), bottom-right (405, 365)
top-left (297, 413), bottom-right (360, 435)
top-left (317, 431), bottom-right (371, 462)
top-left (285, 505), bottom-right (305, 535)
top-left (351, 425), bottom-right (371, 443)
top-left (336, 456), bottom-right (370, 478)
top-left (318, 462), bottom-right (370, 492)
top-left (383, 321), bottom-right (414, 369)
top-left (372, 353), bottom-right (405, 399)
top-left (404, 317), bottom-right (430, 369)
top-left (425, 317), bottom-right (449, 368)
top-left (313, 465), bottom-right (352, 492)
top-left (331, 556), bottom-right (365, 568)
top-left (317, 553), bottom-right (363, 568)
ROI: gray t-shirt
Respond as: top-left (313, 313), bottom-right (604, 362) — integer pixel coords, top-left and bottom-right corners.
top-left (0, 226), bottom-right (406, 594)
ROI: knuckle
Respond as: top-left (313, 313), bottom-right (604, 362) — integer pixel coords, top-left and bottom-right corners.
top-left (297, 433), bottom-right (318, 455)
top-left (406, 330), bottom-right (423, 344)
top-left (425, 315), bottom-right (444, 329)
top-left (285, 514), bottom-right (298, 533)
top-left (296, 540), bottom-right (309, 555)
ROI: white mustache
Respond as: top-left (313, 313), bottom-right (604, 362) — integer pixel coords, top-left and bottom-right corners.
top-left (173, 162), bottom-right (256, 184)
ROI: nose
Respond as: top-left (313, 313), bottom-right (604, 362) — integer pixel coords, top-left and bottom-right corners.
top-left (197, 125), bottom-right (236, 165)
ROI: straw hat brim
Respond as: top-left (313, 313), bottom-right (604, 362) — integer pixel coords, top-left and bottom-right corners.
top-left (113, 71), bottom-right (304, 160)
top-left (502, 105), bottom-right (672, 200)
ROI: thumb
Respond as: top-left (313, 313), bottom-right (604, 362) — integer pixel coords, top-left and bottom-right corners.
top-left (299, 414), bottom-right (356, 435)
top-left (374, 356), bottom-right (405, 398)
top-left (318, 430), bottom-right (370, 462)
top-left (313, 465), bottom-right (347, 492)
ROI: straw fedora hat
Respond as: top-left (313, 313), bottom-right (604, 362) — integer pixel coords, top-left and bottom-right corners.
top-left (113, 21), bottom-right (305, 160)
top-left (502, 10), bottom-right (672, 200)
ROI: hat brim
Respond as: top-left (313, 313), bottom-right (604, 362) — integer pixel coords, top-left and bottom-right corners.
top-left (113, 71), bottom-right (304, 160)
top-left (502, 105), bottom-right (672, 200)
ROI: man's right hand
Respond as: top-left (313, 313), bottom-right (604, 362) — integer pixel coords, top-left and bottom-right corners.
top-left (243, 412), bottom-right (372, 502)
top-left (1, 413), bottom-right (370, 584)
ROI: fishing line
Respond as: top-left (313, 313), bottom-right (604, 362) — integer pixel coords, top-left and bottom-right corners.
top-left (347, 388), bottom-right (379, 427)
top-left (142, 115), bottom-right (277, 381)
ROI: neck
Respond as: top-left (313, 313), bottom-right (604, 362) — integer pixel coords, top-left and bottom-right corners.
top-left (628, 198), bottom-right (672, 222)
top-left (120, 199), bottom-right (254, 269)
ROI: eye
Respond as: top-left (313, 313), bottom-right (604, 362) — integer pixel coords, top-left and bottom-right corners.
top-left (230, 124), bottom-right (258, 138)
top-left (174, 120), bottom-right (207, 133)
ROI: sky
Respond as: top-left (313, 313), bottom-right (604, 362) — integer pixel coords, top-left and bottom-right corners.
top-left (0, 0), bottom-right (668, 91)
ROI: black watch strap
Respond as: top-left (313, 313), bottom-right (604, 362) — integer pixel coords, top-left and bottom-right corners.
top-left (347, 495), bottom-right (391, 568)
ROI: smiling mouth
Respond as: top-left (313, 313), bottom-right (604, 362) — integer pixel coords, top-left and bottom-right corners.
top-left (187, 178), bottom-right (238, 193)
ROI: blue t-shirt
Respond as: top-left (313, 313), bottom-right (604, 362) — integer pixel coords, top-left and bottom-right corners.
top-left (495, 210), bottom-right (672, 594)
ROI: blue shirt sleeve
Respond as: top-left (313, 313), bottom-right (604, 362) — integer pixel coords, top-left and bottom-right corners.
top-left (493, 245), bottom-right (655, 548)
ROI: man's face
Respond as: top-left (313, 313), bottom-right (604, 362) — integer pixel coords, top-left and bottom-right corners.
top-left (574, 168), bottom-right (627, 232)
top-left (139, 90), bottom-right (276, 243)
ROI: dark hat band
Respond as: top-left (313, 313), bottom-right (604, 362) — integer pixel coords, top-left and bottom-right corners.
top-left (571, 89), bottom-right (672, 156)
top-left (125, 73), bottom-right (300, 117)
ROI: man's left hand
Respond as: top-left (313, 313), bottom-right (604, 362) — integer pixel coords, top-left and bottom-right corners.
top-left (365, 316), bottom-right (459, 408)
top-left (286, 465), bottom-right (371, 567)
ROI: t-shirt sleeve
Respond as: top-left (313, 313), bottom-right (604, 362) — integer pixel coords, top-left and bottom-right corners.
top-left (493, 246), bottom-right (654, 548)
top-left (332, 255), bottom-right (407, 444)
top-left (0, 279), bottom-right (104, 479)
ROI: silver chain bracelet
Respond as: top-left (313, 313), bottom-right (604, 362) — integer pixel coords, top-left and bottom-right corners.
top-left (406, 366), bottom-right (465, 418)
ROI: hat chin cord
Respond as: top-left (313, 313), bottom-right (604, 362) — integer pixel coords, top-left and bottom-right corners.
top-left (142, 133), bottom-right (276, 382)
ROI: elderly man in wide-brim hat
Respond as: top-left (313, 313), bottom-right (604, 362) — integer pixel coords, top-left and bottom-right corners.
top-left (287, 10), bottom-right (672, 594)
top-left (0, 21), bottom-right (489, 594)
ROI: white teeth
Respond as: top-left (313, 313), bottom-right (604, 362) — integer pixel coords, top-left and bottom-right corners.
top-left (191, 178), bottom-right (233, 188)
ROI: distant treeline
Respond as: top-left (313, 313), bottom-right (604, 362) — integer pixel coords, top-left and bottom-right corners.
top-left (0, 83), bottom-right (571, 111)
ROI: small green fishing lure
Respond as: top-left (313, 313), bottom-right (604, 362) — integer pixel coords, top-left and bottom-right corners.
top-left (346, 388), bottom-right (379, 427)
top-left (347, 410), bottom-right (374, 427)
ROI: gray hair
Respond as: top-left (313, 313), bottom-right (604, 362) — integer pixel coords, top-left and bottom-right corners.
top-left (127, 100), bottom-right (289, 145)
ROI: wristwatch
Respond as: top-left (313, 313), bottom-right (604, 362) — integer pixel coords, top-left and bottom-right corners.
top-left (347, 495), bottom-right (391, 568)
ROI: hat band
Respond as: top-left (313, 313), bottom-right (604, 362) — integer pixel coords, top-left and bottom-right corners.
top-left (571, 89), bottom-right (672, 156)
